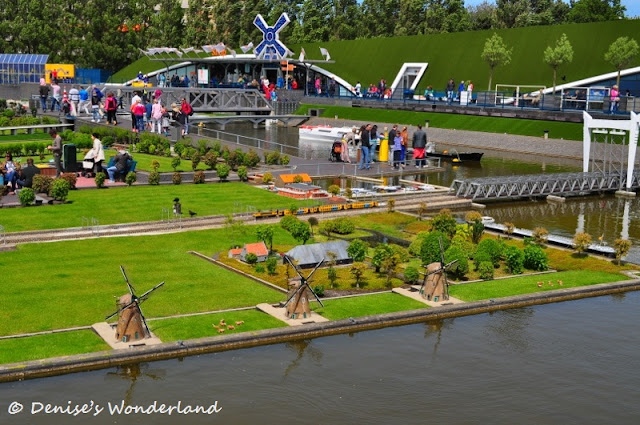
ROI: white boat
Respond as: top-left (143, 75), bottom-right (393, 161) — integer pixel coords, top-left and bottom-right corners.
top-left (481, 216), bottom-right (495, 225)
top-left (298, 125), bottom-right (359, 144)
top-left (373, 185), bottom-right (402, 192)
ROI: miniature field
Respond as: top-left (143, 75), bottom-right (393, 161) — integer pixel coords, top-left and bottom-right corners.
top-left (313, 293), bottom-right (428, 321)
top-left (0, 182), bottom-right (316, 232)
top-left (0, 331), bottom-right (109, 365)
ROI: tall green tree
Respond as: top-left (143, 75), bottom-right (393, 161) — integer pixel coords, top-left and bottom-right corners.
top-left (468, 1), bottom-right (499, 30)
top-left (604, 36), bottom-right (640, 87)
top-left (543, 33), bottom-right (573, 94)
top-left (567, 0), bottom-right (626, 23)
top-left (332, 0), bottom-right (363, 40)
top-left (496, 0), bottom-right (530, 28)
top-left (425, 0), bottom-right (471, 34)
top-left (291, 0), bottom-right (333, 43)
top-left (360, 0), bottom-right (399, 38)
top-left (186, 0), bottom-right (216, 46)
top-left (481, 33), bottom-right (513, 90)
top-left (395, 0), bottom-right (426, 36)
top-left (147, 0), bottom-right (186, 48)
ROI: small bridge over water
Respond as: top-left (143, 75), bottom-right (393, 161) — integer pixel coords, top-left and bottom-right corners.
top-left (106, 86), bottom-right (272, 113)
top-left (451, 171), bottom-right (640, 201)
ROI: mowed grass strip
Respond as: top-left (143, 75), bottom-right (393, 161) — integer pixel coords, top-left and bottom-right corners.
top-left (0, 182), bottom-right (315, 232)
top-left (449, 270), bottom-right (628, 302)
top-left (313, 293), bottom-right (428, 321)
top-left (151, 309), bottom-right (286, 341)
top-left (0, 227), bottom-right (291, 336)
top-left (0, 331), bottom-right (110, 364)
top-left (299, 104), bottom-right (583, 141)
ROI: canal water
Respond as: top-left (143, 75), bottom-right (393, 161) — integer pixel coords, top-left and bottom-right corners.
top-left (1, 292), bottom-right (639, 424)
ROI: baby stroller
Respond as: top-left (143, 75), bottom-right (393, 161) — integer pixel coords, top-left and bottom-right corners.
top-left (81, 158), bottom-right (97, 177)
top-left (329, 140), bottom-right (343, 162)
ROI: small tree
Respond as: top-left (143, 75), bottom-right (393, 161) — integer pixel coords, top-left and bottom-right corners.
top-left (293, 174), bottom-right (304, 183)
top-left (381, 251), bottom-right (401, 287)
top-left (605, 37), bottom-right (639, 87)
top-left (387, 198), bottom-right (395, 213)
top-left (417, 202), bottom-right (428, 221)
top-left (216, 163), bottom-right (230, 181)
top-left (465, 211), bottom-right (483, 223)
top-left (256, 224), bottom-right (275, 252)
top-left (573, 232), bottom-right (592, 254)
top-left (291, 221), bottom-right (311, 244)
top-left (532, 227), bottom-right (549, 245)
top-left (94, 172), bottom-right (106, 188)
top-left (307, 217), bottom-right (318, 236)
top-left (504, 222), bottom-right (515, 239)
top-left (193, 170), bottom-right (206, 184)
top-left (431, 209), bottom-right (457, 238)
top-left (50, 179), bottom-right (70, 202)
top-left (319, 220), bottom-right (335, 239)
top-left (191, 151), bottom-right (202, 171)
top-left (404, 266), bottom-right (420, 285)
top-left (372, 244), bottom-right (394, 273)
top-left (266, 257), bottom-right (278, 275)
top-left (347, 239), bottom-right (368, 262)
top-left (172, 172), bottom-right (182, 185)
top-left (350, 262), bottom-right (366, 288)
top-left (171, 157), bottom-right (181, 171)
top-left (151, 160), bottom-right (160, 172)
top-left (326, 251), bottom-right (338, 288)
top-left (614, 238), bottom-right (632, 264)
top-left (328, 184), bottom-right (340, 197)
top-left (543, 33), bottom-right (573, 94)
top-left (504, 245), bottom-right (524, 274)
top-left (481, 33), bottom-right (512, 90)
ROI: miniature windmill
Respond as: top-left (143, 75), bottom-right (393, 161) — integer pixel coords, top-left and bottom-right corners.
top-left (419, 238), bottom-right (457, 302)
top-left (283, 255), bottom-right (324, 319)
top-left (105, 266), bottom-right (165, 343)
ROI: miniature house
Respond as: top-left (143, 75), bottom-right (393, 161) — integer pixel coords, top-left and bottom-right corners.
top-left (241, 241), bottom-right (269, 263)
top-left (276, 173), bottom-right (313, 186)
top-left (277, 183), bottom-right (327, 199)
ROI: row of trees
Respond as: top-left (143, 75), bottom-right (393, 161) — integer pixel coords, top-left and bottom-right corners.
top-left (0, 0), bottom-right (630, 72)
top-left (482, 33), bottom-right (639, 90)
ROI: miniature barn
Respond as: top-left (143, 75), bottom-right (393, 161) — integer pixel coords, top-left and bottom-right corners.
top-left (276, 183), bottom-right (329, 199)
top-left (285, 240), bottom-right (352, 269)
top-left (240, 241), bottom-right (269, 263)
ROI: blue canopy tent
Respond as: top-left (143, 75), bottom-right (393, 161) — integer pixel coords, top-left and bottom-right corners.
top-left (0, 54), bottom-right (48, 85)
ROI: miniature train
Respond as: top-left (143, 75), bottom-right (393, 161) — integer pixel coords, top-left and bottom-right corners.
top-left (253, 201), bottom-right (379, 218)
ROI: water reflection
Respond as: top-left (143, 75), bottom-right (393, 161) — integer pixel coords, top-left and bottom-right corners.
top-left (104, 363), bottom-right (166, 406)
top-left (483, 308), bottom-right (534, 354)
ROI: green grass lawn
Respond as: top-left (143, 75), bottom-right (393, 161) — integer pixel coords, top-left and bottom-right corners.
top-left (448, 270), bottom-right (628, 302)
top-left (0, 183), bottom-right (318, 232)
top-left (151, 309), bottom-right (286, 341)
top-left (110, 149), bottom-right (210, 173)
top-left (313, 293), bottom-right (427, 321)
top-left (0, 227), bottom-right (297, 337)
top-left (0, 133), bottom-right (51, 142)
top-left (299, 104), bottom-right (583, 141)
top-left (0, 331), bottom-right (110, 364)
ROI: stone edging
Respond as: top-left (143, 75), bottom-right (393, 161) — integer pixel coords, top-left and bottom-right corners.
top-left (1, 278), bottom-right (638, 383)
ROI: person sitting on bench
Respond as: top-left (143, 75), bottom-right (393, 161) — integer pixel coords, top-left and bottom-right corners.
top-left (107, 147), bottom-right (132, 183)
top-left (16, 158), bottom-right (41, 189)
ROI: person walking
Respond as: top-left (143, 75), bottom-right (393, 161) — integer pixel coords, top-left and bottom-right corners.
top-left (105, 92), bottom-right (118, 125)
top-left (610, 85), bottom-right (620, 114)
top-left (151, 99), bottom-right (163, 134)
top-left (47, 129), bottom-right (63, 177)
top-left (412, 125), bottom-right (428, 168)
top-left (39, 79), bottom-right (49, 112)
top-left (358, 124), bottom-right (371, 170)
top-left (180, 97), bottom-right (193, 135)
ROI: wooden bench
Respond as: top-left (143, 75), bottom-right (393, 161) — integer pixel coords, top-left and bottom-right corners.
top-left (0, 123), bottom-right (74, 136)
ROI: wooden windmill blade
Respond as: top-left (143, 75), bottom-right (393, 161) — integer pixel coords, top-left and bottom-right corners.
top-left (136, 303), bottom-right (152, 337)
top-left (120, 265), bottom-right (136, 295)
top-left (138, 281), bottom-right (165, 302)
top-left (283, 255), bottom-right (325, 308)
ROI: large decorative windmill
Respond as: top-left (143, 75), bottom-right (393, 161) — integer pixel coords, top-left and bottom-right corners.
top-left (283, 255), bottom-right (324, 319)
top-left (105, 266), bottom-right (165, 343)
top-left (419, 238), bottom-right (457, 302)
top-left (253, 13), bottom-right (291, 60)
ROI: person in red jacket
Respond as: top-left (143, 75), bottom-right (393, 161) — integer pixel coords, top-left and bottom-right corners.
top-left (180, 98), bottom-right (193, 135)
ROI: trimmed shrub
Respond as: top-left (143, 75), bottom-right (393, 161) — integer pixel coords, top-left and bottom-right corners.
top-left (32, 175), bottom-right (54, 194)
top-left (148, 171), bottom-right (160, 185)
top-left (265, 151), bottom-right (280, 165)
top-left (50, 178), bottom-right (70, 201)
top-left (474, 239), bottom-right (502, 268)
top-left (191, 151), bottom-right (201, 170)
top-left (18, 187), bottom-right (35, 206)
top-left (328, 184), bottom-right (340, 196)
top-left (94, 172), bottom-right (106, 188)
top-left (504, 246), bottom-right (524, 274)
top-left (193, 170), bottom-right (206, 184)
top-left (280, 215), bottom-right (300, 232)
top-left (125, 171), bottom-right (137, 186)
top-left (444, 245), bottom-right (469, 279)
top-left (244, 149), bottom-right (261, 168)
top-left (477, 261), bottom-right (495, 280)
top-left (262, 172), bottom-right (273, 184)
top-left (523, 245), bottom-right (549, 271)
top-left (204, 150), bottom-right (218, 169)
top-left (172, 172), bottom-right (182, 185)
top-left (237, 165), bottom-right (248, 181)
top-left (60, 173), bottom-right (77, 189)
top-left (331, 217), bottom-right (355, 234)
top-left (215, 163), bottom-right (230, 181)
top-left (614, 239), bottom-right (632, 263)
top-left (245, 253), bottom-right (258, 265)
top-left (281, 155), bottom-right (290, 165)
top-left (266, 257), bottom-right (278, 275)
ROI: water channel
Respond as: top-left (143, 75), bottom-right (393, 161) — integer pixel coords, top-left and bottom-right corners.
top-left (2, 293), bottom-right (639, 424)
top-left (1, 124), bottom-right (638, 423)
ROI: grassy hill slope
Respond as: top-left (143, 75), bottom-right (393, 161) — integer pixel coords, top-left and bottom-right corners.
top-left (113, 20), bottom-right (640, 91)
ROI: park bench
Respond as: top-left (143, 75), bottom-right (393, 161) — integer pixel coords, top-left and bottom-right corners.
top-left (0, 123), bottom-right (74, 136)
top-left (105, 156), bottom-right (137, 181)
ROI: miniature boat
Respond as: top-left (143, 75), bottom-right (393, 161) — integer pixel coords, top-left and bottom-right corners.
top-left (299, 125), bottom-right (359, 144)
top-left (427, 151), bottom-right (484, 161)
